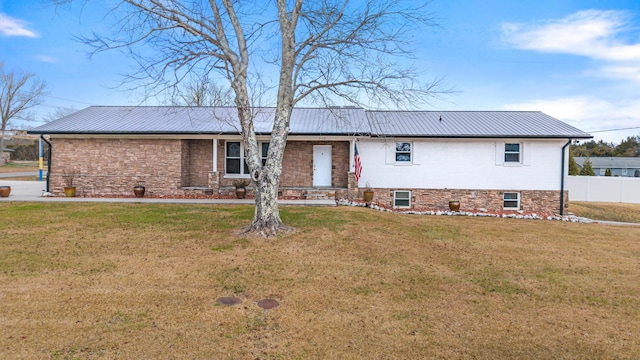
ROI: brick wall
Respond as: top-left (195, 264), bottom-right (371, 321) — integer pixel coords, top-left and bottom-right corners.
top-left (49, 138), bottom-right (184, 196)
top-left (216, 140), bottom-right (350, 188)
top-left (350, 188), bottom-right (567, 214)
top-left (185, 140), bottom-right (213, 186)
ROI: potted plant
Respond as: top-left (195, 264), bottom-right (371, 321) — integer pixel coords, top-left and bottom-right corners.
top-left (133, 182), bottom-right (146, 198)
top-left (448, 199), bottom-right (460, 211)
top-left (62, 171), bottom-right (76, 197)
top-left (232, 179), bottom-right (250, 199)
top-left (0, 185), bottom-right (10, 197)
top-left (363, 182), bottom-right (374, 203)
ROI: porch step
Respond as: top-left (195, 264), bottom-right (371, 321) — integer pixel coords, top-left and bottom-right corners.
top-left (305, 189), bottom-right (335, 200)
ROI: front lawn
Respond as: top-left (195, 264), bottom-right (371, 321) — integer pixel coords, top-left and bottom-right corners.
top-left (1, 203), bottom-right (639, 359)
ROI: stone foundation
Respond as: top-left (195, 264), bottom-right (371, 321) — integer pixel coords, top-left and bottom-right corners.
top-left (346, 188), bottom-right (568, 214)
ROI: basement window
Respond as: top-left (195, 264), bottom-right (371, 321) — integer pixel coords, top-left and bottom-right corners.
top-left (503, 192), bottom-right (520, 210)
top-left (394, 191), bottom-right (411, 208)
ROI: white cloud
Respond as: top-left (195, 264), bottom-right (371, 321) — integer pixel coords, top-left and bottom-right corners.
top-left (502, 10), bottom-right (640, 61)
top-left (504, 96), bottom-right (640, 143)
top-left (36, 55), bottom-right (56, 63)
top-left (502, 10), bottom-right (640, 83)
top-left (600, 65), bottom-right (640, 82)
top-left (0, 13), bottom-right (38, 38)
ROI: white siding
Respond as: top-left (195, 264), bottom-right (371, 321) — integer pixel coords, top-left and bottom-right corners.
top-left (357, 138), bottom-right (566, 190)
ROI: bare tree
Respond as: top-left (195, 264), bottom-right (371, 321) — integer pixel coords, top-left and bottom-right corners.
top-left (0, 62), bottom-right (48, 165)
top-left (71, 0), bottom-right (444, 236)
top-left (42, 106), bottom-right (76, 123)
top-left (169, 75), bottom-right (234, 106)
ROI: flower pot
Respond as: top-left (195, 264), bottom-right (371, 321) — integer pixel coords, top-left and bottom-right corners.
top-left (64, 187), bottom-right (76, 198)
top-left (0, 186), bottom-right (11, 197)
top-left (449, 200), bottom-right (460, 211)
top-left (235, 187), bottom-right (246, 199)
top-left (363, 190), bottom-right (374, 203)
top-left (134, 185), bottom-right (146, 198)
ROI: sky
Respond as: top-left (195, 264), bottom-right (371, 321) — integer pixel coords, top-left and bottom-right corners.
top-left (1, 0), bottom-right (640, 144)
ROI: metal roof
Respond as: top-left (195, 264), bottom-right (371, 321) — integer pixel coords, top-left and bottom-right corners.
top-left (574, 157), bottom-right (640, 168)
top-left (29, 106), bottom-right (592, 139)
top-left (28, 106), bottom-right (370, 135)
top-left (367, 111), bottom-right (592, 138)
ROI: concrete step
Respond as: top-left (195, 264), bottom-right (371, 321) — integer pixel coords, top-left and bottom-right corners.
top-left (305, 189), bottom-right (335, 200)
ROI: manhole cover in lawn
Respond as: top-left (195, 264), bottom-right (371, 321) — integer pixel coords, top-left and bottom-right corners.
top-left (257, 299), bottom-right (279, 310)
top-left (216, 297), bottom-right (242, 306)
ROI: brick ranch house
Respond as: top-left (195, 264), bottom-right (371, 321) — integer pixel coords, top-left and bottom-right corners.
top-left (29, 106), bottom-right (592, 214)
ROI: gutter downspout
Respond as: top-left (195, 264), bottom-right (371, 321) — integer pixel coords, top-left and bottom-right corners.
top-left (560, 139), bottom-right (572, 215)
top-left (40, 135), bottom-right (52, 193)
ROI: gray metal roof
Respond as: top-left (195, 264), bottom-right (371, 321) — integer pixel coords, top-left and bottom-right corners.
top-left (29, 106), bottom-right (592, 139)
top-left (574, 157), bottom-right (640, 168)
top-left (367, 111), bottom-right (591, 138)
top-left (28, 106), bottom-right (370, 135)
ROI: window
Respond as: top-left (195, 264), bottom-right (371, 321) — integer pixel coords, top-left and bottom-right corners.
top-left (394, 191), bottom-right (411, 208)
top-left (261, 142), bottom-right (269, 166)
top-left (504, 143), bottom-right (521, 163)
top-left (503, 192), bottom-right (520, 210)
top-left (396, 142), bottom-right (411, 162)
top-left (622, 169), bottom-right (627, 176)
top-left (599, 168), bottom-right (606, 176)
top-left (225, 141), bottom-right (249, 175)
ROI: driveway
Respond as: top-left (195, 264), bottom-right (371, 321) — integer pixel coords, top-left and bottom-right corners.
top-left (0, 180), bottom-right (46, 199)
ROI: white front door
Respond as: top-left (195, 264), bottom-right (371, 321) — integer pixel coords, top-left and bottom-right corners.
top-left (313, 145), bottom-right (332, 187)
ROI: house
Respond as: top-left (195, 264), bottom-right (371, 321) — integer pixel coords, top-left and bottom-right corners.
top-left (28, 106), bottom-right (592, 214)
top-left (1, 148), bottom-right (13, 164)
top-left (574, 157), bottom-right (640, 177)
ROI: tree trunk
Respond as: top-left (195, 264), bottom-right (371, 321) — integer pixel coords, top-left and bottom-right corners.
top-left (0, 129), bottom-right (6, 166)
top-left (242, 171), bottom-right (291, 237)
top-left (240, 108), bottom-right (293, 237)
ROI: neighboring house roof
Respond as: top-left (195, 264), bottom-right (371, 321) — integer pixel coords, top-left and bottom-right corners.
top-left (574, 157), bottom-right (640, 168)
top-left (28, 106), bottom-right (592, 139)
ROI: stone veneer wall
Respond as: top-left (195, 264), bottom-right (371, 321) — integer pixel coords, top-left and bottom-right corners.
top-left (215, 140), bottom-right (350, 188)
top-left (49, 138), bottom-right (184, 196)
top-left (185, 140), bottom-right (213, 187)
top-left (351, 188), bottom-right (568, 214)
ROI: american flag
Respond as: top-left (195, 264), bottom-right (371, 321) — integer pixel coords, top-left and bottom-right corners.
top-left (354, 143), bottom-right (363, 182)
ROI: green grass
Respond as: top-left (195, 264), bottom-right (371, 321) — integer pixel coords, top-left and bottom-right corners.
top-left (1, 202), bottom-right (639, 359)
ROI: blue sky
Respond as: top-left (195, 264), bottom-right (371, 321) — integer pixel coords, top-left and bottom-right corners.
top-left (1, 0), bottom-right (640, 143)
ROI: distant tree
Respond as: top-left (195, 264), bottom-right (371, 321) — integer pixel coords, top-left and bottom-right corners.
top-left (169, 75), bottom-right (234, 107)
top-left (604, 168), bottom-right (611, 176)
top-left (635, 169), bottom-right (640, 177)
top-left (0, 62), bottom-right (48, 165)
top-left (571, 136), bottom-right (640, 158)
top-left (614, 136), bottom-right (640, 157)
top-left (568, 152), bottom-right (579, 175)
top-left (7, 140), bottom-right (39, 161)
top-left (42, 106), bottom-right (76, 123)
top-left (579, 158), bottom-right (596, 176)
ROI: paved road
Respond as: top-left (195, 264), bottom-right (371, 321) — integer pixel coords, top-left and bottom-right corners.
top-left (0, 171), bottom-right (42, 178)
top-left (0, 180), bottom-right (336, 206)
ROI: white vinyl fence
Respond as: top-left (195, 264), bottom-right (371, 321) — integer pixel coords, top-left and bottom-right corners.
top-left (566, 176), bottom-right (640, 203)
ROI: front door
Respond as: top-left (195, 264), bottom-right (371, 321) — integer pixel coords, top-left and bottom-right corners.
top-left (313, 145), bottom-right (332, 187)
